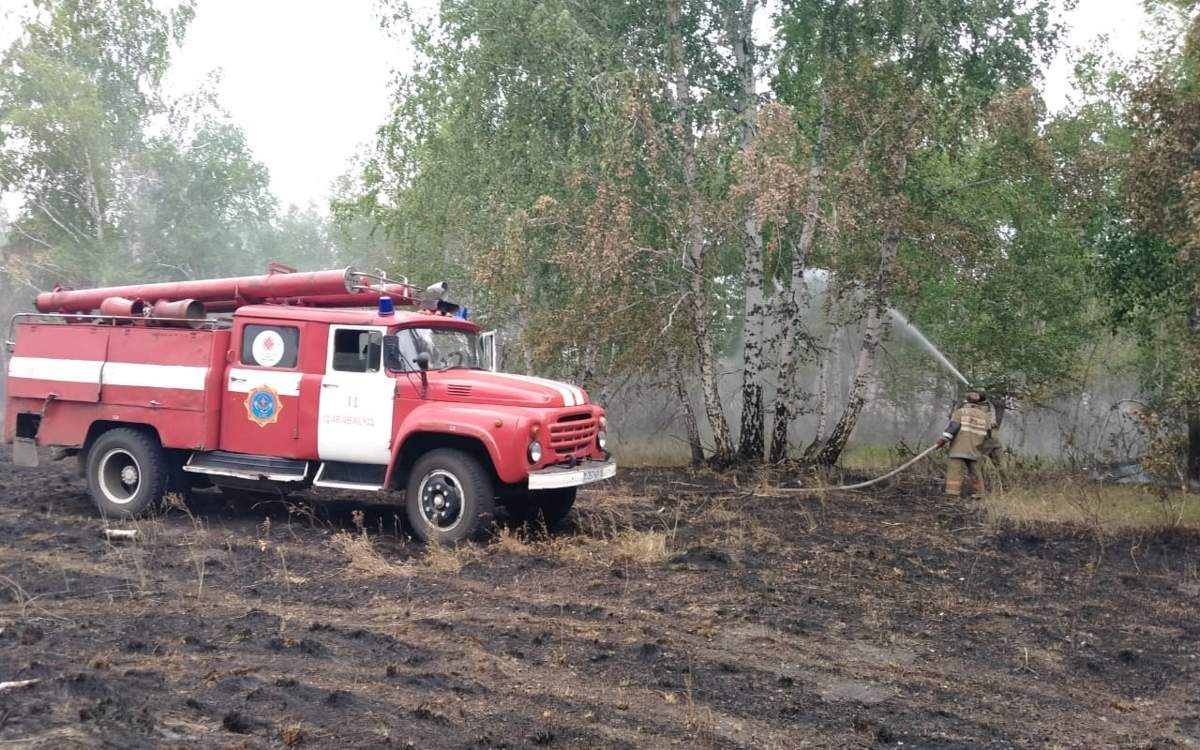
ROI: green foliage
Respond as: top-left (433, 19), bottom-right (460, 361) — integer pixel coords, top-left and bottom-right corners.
top-left (7, 0), bottom-right (1198, 472)
top-left (0, 0), bottom-right (195, 283)
top-left (898, 88), bottom-right (1101, 398)
top-left (344, 0), bottom-right (1128, 463)
top-left (0, 0), bottom-right (337, 291)
top-left (354, 0), bottom-right (752, 379)
top-left (1090, 2), bottom-right (1200, 475)
top-left (131, 104), bottom-right (276, 279)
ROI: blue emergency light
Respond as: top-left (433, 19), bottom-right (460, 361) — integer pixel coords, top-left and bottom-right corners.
top-left (378, 296), bottom-right (394, 316)
top-left (455, 306), bottom-right (469, 320)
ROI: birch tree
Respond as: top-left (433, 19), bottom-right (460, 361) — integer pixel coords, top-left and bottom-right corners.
top-left (728, 0), bottom-right (768, 462)
top-left (0, 0), bottom-right (194, 285)
top-left (1106, 4), bottom-right (1200, 479)
top-left (773, 0), bottom-right (1062, 466)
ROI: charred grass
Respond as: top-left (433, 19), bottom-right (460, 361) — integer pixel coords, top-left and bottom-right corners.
top-left (0, 456), bottom-right (1198, 748)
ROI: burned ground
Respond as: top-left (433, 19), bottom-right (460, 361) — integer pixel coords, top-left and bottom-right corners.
top-left (0, 452), bottom-right (1198, 749)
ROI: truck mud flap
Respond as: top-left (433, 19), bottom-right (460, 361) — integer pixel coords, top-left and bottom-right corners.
top-left (13, 437), bottom-right (38, 467)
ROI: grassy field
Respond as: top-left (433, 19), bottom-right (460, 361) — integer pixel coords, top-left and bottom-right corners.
top-left (620, 440), bottom-right (1200, 536)
top-left (983, 480), bottom-right (1200, 533)
top-left (817, 443), bottom-right (1200, 535)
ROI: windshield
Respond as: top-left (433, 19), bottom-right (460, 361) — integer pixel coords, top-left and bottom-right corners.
top-left (387, 327), bottom-right (481, 371)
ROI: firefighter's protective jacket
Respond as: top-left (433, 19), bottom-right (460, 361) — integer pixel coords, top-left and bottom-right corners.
top-left (947, 402), bottom-right (997, 461)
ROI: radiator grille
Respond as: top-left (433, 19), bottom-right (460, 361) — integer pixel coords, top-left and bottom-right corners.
top-left (549, 412), bottom-right (597, 457)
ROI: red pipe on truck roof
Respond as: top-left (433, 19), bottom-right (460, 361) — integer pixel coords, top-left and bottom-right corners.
top-left (201, 290), bottom-right (414, 314)
top-left (35, 268), bottom-right (413, 314)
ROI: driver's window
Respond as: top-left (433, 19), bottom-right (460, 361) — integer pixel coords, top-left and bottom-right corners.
top-left (331, 329), bottom-right (381, 373)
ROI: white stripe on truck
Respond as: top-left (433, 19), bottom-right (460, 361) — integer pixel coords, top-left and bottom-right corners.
top-left (102, 362), bottom-right (208, 390)
top-left (475, 371), bottom-right (584, 406)
top-left (8, 357), bottom-right (103, 384)
top-left (226, 368), bottom-right (303, 397)
top-left (8, 357), bottom-right (207, 391)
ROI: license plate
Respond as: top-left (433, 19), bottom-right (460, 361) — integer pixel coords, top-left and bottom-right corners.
top-left (580, 468), bottom-right (603, 483)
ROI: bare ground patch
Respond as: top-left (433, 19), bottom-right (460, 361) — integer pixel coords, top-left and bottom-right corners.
top-left (0, 457), bottom-right (1197, 748)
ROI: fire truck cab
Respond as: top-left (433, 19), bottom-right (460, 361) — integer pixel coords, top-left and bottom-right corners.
top-left (4, 267), bottom-right (615, 543)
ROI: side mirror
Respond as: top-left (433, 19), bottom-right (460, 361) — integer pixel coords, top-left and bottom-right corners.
top-left (414, 351), bottom-right (431, 371)
top-left (480, 330), bottom-right (498, 372)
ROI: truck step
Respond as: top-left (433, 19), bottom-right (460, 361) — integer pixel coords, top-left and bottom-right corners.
top-left (313, 462), bottom-right (387, 491)
top-left (184, 451), bottom-right (309, 482)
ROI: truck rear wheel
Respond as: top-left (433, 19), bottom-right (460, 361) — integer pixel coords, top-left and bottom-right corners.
top-left (85, 428), bottom-right (168, 518)
top-left (508, 488), bottom-right (577, 530)
top-left (405, 449), bottom-right (495, 544)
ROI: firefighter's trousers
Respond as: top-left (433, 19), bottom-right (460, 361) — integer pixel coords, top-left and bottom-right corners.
top-left (945, 458), bottom-right (985, 498)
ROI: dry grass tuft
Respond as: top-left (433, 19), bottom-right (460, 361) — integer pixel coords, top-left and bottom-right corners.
top-left (609, 529), bottom-right (670, 564)
top-left (694, 497), bottom-right (787, 550)
top-left (422, 542), bottom-right (477, 573)
top-left (539, 514), bottom-right (673, 567)
top-left (88, 654), bottom-right (113, 670)
top-left (280, 721), bottom-right (307, 747)
top-left (491, 526), bottom-right (537, 555)
top-left (328, 532), bottom-right (408, 577)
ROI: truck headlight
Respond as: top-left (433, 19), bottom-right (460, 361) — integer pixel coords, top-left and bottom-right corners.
top-left (528, 440), bottom-right (543, 464)
top-left (597, 430), bottom-right (608, 450)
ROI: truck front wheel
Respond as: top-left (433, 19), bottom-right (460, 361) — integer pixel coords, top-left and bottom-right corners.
top-left (405, 449), bottom-right (496, 544)
top-left (85, 428), bottom-right (169, 518)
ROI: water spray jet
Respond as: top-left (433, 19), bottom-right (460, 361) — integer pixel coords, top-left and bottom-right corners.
top-left (775, 308), bottom-right (974, 494)
top-left (887, 308), bottom-right (971, 387)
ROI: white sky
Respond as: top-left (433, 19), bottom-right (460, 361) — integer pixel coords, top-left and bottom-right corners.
top-left (162, 0), bottom-right (428, 210)
top-left (0, 0), bottom-right (1154, 216)
top-left (1043, 0), bottom-right (1148, 109)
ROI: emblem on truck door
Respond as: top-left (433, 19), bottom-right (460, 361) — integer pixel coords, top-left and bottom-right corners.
top-left (245, 385), bottom-right (281, 427)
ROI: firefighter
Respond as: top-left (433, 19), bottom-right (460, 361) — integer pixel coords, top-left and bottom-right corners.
top-left (937, 391), bottom-right (998, 498)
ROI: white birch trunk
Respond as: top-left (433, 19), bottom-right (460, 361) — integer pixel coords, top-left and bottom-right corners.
top-left (668, 0), bottom-right (734, 462)
top-left (731, 0), bottom-right (766, 462)
top-left (768, 100), bottom-right (828, 463)
top-left (814, 154), bottom-right (907, 466)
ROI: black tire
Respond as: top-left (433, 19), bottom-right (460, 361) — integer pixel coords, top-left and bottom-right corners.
top-left (508, 488), bottom-right (577, 530)
top-left (405, 449), bottom-right (495, 544)
top-left (85, 428), bottom-right (169, 518)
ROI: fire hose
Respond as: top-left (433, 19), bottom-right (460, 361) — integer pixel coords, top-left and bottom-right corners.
top-left (780, 442), bottom-right (943, 493)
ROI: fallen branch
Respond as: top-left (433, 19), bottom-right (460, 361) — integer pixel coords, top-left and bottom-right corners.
top-left (0, 680), bottom-right (39, 692)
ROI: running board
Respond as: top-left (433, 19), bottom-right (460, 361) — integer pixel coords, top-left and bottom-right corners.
top-left (184, 451), bottom-right (309, 482)
top-left (312, 461), bottom-right (386, 491)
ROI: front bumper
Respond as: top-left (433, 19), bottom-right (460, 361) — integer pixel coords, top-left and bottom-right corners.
top-left (528, 459), bottom-right (617, 490)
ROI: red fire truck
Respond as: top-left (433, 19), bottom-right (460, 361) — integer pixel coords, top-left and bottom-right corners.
top-left (3, 266), bottom-right (614, 543)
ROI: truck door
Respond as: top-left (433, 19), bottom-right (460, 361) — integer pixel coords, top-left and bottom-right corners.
top-left (221, 321), bottom-right (305, 457)
top-left (317, 326), bottom-right (394, 465)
